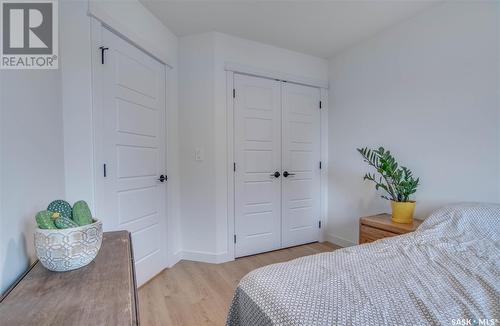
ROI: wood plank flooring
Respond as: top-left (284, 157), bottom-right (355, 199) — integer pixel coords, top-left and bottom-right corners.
top-left (138, 242), bottom-right (340, 326)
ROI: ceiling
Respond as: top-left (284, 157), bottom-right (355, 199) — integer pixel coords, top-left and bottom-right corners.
top-left (140, 0), bottom-right (441, 58)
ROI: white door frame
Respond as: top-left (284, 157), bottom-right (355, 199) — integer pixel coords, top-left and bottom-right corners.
top-left (90, 18), bottom-right (172, 269)
top-left (226, 67), bottom-right (329, 261)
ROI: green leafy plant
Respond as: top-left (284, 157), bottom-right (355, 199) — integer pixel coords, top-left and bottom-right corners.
top-left (357, 147), bottom-right (419, 202)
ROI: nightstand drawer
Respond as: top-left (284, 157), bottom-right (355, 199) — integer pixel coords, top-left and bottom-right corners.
top-left (360, 225), bottom-right (398, 243)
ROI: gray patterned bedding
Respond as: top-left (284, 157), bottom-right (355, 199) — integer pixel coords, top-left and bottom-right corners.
top-left (226, 203), bottom-right (500, 326)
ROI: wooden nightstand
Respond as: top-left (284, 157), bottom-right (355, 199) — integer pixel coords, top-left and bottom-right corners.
top-left (359, 213), bottom-right (423, 244)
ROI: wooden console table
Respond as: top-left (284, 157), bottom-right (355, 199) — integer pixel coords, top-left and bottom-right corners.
top-left (0, 231), bottom-right (139, 325)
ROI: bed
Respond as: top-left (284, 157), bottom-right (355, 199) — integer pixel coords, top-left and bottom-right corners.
top-left (226, 203), bottom-right (500, 325)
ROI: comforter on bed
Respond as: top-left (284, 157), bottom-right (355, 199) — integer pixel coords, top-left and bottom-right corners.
top-left (226, 203), bottom-right (500, 326)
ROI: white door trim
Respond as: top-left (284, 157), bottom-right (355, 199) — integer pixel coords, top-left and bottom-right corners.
top-left (226, 70), bottom-right (236, 261)
top-left (90, 18), bottom-right (171, 270)
top-left (226, 70), bottom-right (328, 260)
top-left (88, 2), bottom-right (173, 68)
top-left (225, 62), bottom-right (329, 89)
top-left (91, 18), bottom-right (103, 223)
top-left (319, 88), bottom-right (329, 242)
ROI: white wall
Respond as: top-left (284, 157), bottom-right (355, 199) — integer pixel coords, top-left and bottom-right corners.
top-left (0, 70), bottom-right (65, 294)
top-left (61, 0), bottom-right (94, 210)
top-left (179, 33), bottom-right (218, 256)
top-left (179, 32), bottom-right (329, 262)
top-left (327, 1), bottom-right (500, 247)
top-left (165, 53), bottom-right (182, 265)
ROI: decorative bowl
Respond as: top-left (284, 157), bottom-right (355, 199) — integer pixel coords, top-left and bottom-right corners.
top-left (34, 219), bottom-right (103, 272)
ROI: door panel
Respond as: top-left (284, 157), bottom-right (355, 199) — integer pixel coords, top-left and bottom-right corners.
top-left (97, 27), bottom-right (167, 286)
top-left (234, 74), bottom-right (282, 257)
top-left (282, 82), bottom-right (321, 247)
top-left (116, 99), bottom-right (158, 137)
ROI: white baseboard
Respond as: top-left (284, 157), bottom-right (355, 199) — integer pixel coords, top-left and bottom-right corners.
top-left (168, 250), bottom-right (183, 267)
top-left (180, 250), bottom-right (234, 264)
top-left (325, 233), bottom-right (357, 248)
top-left (172, 236), bottom-right (354, 266)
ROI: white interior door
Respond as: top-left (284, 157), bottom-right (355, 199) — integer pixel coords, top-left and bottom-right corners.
top-left (234, 74), bottom-right (282, 257)
top-left (96, 27), bottom-right (168, 286)
top-left (281, 82), bottom-right (321, 247)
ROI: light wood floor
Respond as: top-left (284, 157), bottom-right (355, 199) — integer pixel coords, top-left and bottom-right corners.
top-left (138, 242), bottom-right (340, 326)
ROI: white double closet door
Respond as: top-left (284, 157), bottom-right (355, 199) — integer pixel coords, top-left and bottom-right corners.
top-left (234, 74), bottom-right (321, 258)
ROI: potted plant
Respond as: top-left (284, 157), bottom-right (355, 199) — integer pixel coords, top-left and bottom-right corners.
top-left (357, 147), bottom-right (420, 224)
top-left (34, 199), bottom-right (102, 272)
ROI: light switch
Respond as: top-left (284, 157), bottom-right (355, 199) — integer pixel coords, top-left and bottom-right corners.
top-left (195, 148), bottom-right (204, 161)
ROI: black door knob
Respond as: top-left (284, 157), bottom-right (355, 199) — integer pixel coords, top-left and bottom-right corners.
top-left (283, 171), bottom-right (295, 178)
top-left (271, 171), bottom-right (280, 178)
top-left (157, 175), bottom-right (167, 182)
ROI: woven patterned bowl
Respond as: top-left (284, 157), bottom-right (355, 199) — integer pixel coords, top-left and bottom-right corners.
top-left (34, 220), bottom-right (103, 272)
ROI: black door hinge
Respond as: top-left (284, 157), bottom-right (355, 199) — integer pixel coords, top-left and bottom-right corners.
top-left (103, 164), bottom-right (107, 177)
top-left (319, 101), bottom-right (322, 109)
top-left (99, 46), bottom-right (109, 64)
top-left (234, 234), bottom-right (237, 243)
top-left (319, 161), bottom-right (322, 169)
top-left (233, 89), bottom-right (236, 98)
top-left (319, 220), bottom-right (322, 229)
top-left (233, 162), bottom-right (236, 172)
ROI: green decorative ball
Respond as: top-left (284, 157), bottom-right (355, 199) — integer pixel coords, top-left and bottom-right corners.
top-left (54, 215), bottom-right (79, 229)
top-left (72, 200), bottom-right (93, 226)
top-left (35, 210), bottom-right (57, 229)
top-left (47, 200), bottom-right (72, 220)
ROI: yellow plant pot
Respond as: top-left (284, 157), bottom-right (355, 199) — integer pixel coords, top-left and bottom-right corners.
top-left (391, 201), bottom-right (416, 224)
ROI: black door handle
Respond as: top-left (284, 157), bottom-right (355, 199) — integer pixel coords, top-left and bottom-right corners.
top-left (157, 175), bottom-right (167, 182)
top-left (283, 171), bottom-right (295, 178)
top-left (270, 171), bottom-right (280, 178)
